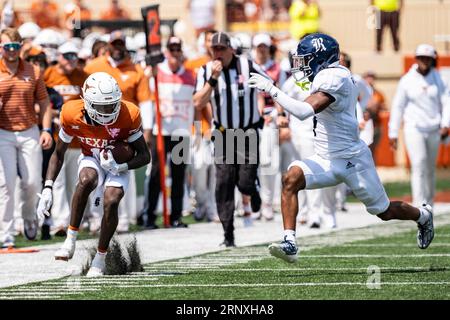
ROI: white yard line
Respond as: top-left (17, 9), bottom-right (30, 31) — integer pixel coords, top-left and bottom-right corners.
top-left (47, 282), bottom-right (449, 288)
top-left (292, 254), bottom-right (450, 258)
top-left (141, 266), bottom-right (447, 272)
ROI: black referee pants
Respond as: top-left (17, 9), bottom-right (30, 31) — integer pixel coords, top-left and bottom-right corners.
top-left (213, 129), bottom-right (260, 242)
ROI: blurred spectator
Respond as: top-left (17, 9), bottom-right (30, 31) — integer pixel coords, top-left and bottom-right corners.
top-left (289, 0), bottom-right (320, 40)
top-left (100, 0), bottom-right (130, 21)
top-left (243, 0), bottom-right (261, 22)
top-left (252, 33), bottom-right (288, 221)
top-left (364, 71), bottom-right (387, 156)
top-left (141, 36), bottom-right (195, 229)
top-left (0, 28), bottom-right (52, 248)
top-left (226, 0), bottom-right (246, 23)
top-left (371, 0), bottom-right (403, 53)
top-left (185, 29), bottom-right (216, 73)
top-left (30, 0), bottom-right (60, 29)
top-left (389, 44), bottom-right (450, 208)
top-left (18, 22), bottom-right (40, 43)
top-left (187, 0), bottom-right (216, 37)
top-left (269, 0), bottom-right (290, 21)
top-left (77, 47), bottom-right (91, 69)
top-left (91, 40), bottom-right (109, 58)
top-left (63, 0), bottom-right (92, 31)
top-left (84, 30), bottom-right (153, 233)
top-left (43, 41), bottom-right (89, 237)
top-left (23, 45), bottom-right (48, 72)
top-left (1, 0), bottom-right (22, 29)
top-left (184, 29), bottom-right (218, 223)
top-left (33, 28), bottom-right (66, 66)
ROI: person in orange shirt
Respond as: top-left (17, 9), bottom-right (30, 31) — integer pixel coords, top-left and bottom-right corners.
top-left (63, 0), bottom-right (92, 31)
top-left (37, 72), bottom-right (150, 277)
top-left (30, 0), bottom-right (60, 29)
top-left (84, 30), bottom-right (153, 232)
top-left (364, 71), bottom-right (387, 157)
top-left (0, 28), bottom-right (52, 248)
top-left (43, 41), bottom-right (89, 238)
top-left (100, 0), bottom-right (130, 21)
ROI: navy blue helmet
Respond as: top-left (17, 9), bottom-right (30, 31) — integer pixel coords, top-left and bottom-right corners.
top-left (291, 33), bottom-right (340, 82)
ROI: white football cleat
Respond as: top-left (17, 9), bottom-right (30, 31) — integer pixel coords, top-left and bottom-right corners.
top-left (54, 238), bottom-right (76, 261)
top-left (86, 254), bottom-right (106, 277)
top-left (417, 204), bottom-right (434, 249)
top-left (268, 236), bottom-right (298, 263)
top-left (86, 266), bottom-right (105, 278)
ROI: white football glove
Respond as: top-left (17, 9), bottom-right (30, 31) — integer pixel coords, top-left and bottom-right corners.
top-left (100, 149), bottom-right (128, 175)
top-left (37, 187), bottom-right (53, 220)
top-left (248, 72), bottom-right (274, 94)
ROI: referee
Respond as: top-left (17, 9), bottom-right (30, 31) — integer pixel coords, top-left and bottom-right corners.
top-left (193, 32), bottom-right (267, 247)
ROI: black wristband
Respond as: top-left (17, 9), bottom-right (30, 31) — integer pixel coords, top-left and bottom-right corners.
top-left (43, 185), bottom-right (53, 190)
top-left (208, 77), bottom-right (218, 87)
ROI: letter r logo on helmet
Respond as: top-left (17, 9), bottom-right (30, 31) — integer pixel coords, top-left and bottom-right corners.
top-left (312, 38), bottom-right (326, 52)
top-left (291, 33), bottom-right (340, 83)
top-left (82, 72), bottom-right (122, 125)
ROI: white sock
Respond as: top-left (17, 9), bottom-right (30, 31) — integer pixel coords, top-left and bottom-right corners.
top-left (417, 207), bottom-right (430, 225)
top-left (67, 229), bottom-right (78, 241)
top-left (243, 203), bottom-right (251, 213)
top-left (92, 251), bottom-right (106, 266)
top-left (284, 230), bottom-right (296, 243)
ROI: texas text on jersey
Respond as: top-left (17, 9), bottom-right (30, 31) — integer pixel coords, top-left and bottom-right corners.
top-left (58, 99), bottom-right (143, 156)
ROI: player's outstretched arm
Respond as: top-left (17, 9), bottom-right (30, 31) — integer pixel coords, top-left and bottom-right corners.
top-left (248, 72), bottom-right (334, 120)
top-left (127, 135), bottom-right (151, 170)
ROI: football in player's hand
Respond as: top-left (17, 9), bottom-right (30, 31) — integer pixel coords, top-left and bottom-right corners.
top-left (104, 141), bottom-right (135, 164)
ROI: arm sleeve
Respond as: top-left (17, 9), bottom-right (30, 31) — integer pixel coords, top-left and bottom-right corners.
top-left (58, 107), bottom-right (74, 143)
top-left (128, 107), bottom-right (143, 143)
top-left (268, 86), bottom-right (314, 121)
top-left (388, 79), bottom-right (408, 139)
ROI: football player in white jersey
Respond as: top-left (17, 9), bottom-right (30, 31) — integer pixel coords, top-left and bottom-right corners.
top-left (248, 33), bottom-right (434, 263)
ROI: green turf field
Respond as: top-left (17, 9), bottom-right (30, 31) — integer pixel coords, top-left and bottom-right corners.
top-left (3, 222), bottom-right (450, 300)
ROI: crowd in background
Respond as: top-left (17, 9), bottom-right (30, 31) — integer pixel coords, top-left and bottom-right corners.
top-left (1, 0), bottom-right (447, 248)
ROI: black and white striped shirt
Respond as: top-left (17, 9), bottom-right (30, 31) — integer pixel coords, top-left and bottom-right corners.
top-left (195, 55), bottom-right (268, 129)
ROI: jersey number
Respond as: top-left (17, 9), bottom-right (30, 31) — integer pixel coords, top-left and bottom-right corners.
top-left (313, 116), bottom-right (317, 137)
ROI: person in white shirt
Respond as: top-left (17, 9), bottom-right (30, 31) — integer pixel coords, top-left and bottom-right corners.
top-left (253, 33), bottom-right (290, 221)
top-left (140, 37), bottom-right (196, 229)
top-left (248, 33), bottom-right (435, 263)
top-left (389, 44), bottom-right (450, 208)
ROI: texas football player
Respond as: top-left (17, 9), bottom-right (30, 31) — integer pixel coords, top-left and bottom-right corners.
top-left (37, 72), bottom-right (151, 277)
